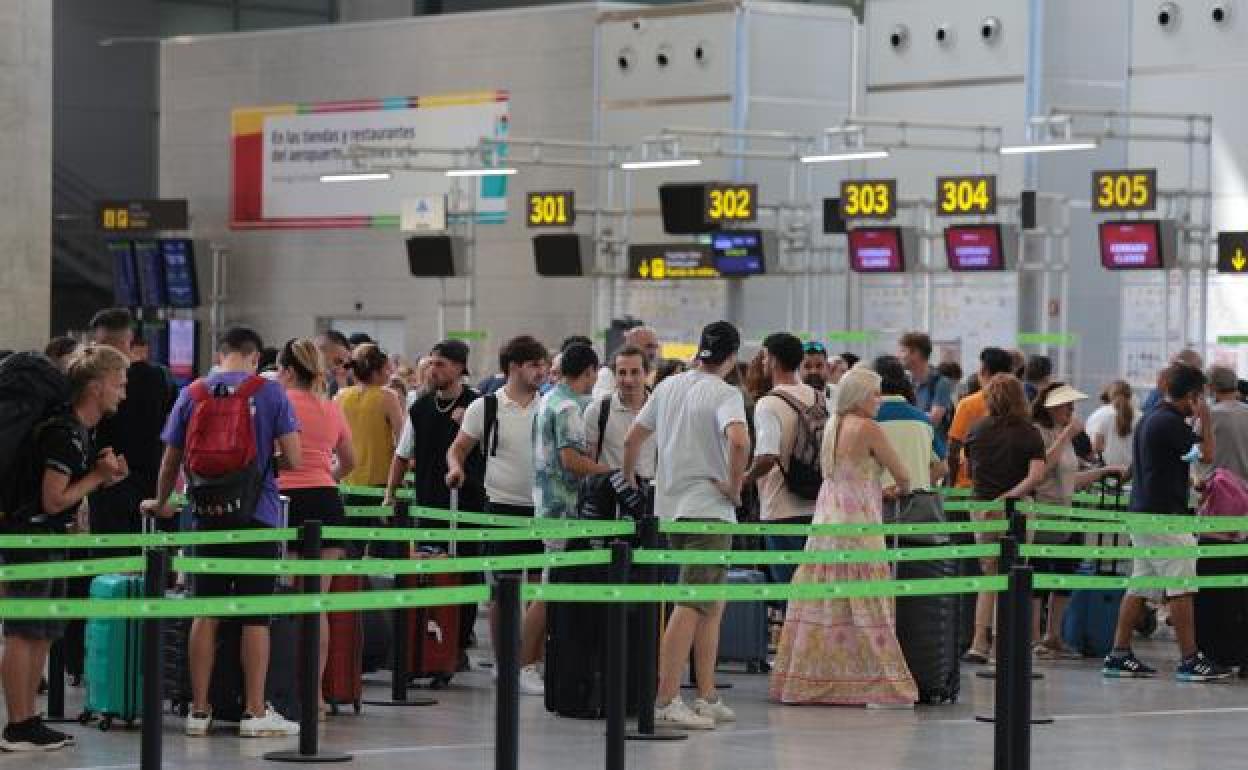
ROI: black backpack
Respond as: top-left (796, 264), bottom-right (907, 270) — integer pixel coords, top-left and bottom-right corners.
top-left (0, 353), bottom-right (72, 522)
top-left (575, 398), bottom-right (644, 522)
top-left (768, 388), bottom-right (828, 501)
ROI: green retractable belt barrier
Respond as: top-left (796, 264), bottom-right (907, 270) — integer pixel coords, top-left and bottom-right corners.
top-left (658, 519), bottom-right (1008, 537)
top-left (174, 550), bottom-right (611, 576)
top-left (632, 544), bottom-right (998, 566)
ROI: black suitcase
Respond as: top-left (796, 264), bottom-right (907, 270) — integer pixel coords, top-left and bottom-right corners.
top-left (895, 556), bottom-right (961, 704)
top-left (208, 615), bottom-right (301, 724)
top-left (1195, 544), bottom-right (1248, 669)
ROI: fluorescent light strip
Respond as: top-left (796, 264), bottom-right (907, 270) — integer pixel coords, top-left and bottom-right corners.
top-left (800, 149), bottom-right (890, 164)
top-left (445, 167), bottom-right (518, 178)
top-left (319, 172), bottom-right (392, 183)
top-left (999, 141), bottom-right (1098, 156)
top-left (619, 158), bottom-right (703, 171)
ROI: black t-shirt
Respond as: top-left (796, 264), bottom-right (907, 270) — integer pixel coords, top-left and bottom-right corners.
top-left (1130, 402), bottom-right (1199, 515)
top-left (89, 361), bottom-right (173, 531)
top-left (965, 416), bottom-right (1046, 501)
top-left (407, 387), bottom-right (486, 511)
top-left (34, 416), bottom-right (94, 528)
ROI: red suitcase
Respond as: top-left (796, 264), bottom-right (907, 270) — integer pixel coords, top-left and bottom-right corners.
top-left (323, 574), bottom-right (364, 714)
top-left (401, 568), bottom-right (461, 689)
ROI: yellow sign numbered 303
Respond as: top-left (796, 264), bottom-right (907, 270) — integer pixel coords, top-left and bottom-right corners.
top-left (839, 179), bottom-right (896, 220)
top-left (1092, 170), bottom-right (1156, 212)
top-left (936, 175), bottom-right (996, 216)
top-left (703, 183), bottom-right (757, 223)
top-left (527, 191), bottom-right (575, 227)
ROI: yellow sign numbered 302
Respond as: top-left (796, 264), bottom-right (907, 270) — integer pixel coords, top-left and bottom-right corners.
top-left (703, 183), bottom-right (757, 223)
top-left (839, 179), bottom-right (896, 220)
top-left (527, 191), bottom-right (575, 227)
top-left (1092, 170), bottom-right (1156, 212)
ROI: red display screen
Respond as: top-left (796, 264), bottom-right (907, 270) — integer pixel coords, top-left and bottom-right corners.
top-left (945, 224), bottom-right (1005, 271)
top-left (1099, 220), bottom-right (1164, 270)
top-left (848, 227), bottom-right (905, 273)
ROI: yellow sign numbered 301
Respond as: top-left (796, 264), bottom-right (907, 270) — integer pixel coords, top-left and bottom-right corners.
top-left (839, 179), bottom-right (896, 220)
top-left (936, 175), bottom-right (997, 216)
top-left (1092, 170), bottom-right (1156, 212)
top-left (703, 183), bottom-right (757, 223)
top-left (527, 191), bottom-right (575, 227)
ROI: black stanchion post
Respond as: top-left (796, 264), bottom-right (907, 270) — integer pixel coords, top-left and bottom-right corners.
top-left (1007, 565), bottom-right (1035, 770)
top-left (988, 534), bottom-right (1016, 770)
top-left (627, 516), bottom-right (686, 743)
top-left (44, 639), bottom-right (68, 723)
top-left (266, 521), bottom-right (351, 763)
top-left (140, 548), bottom-right (168, 770)
top-left (605, 540), bottom-right (630, 770)
top-left (363, 499), bottom-right (436, 708)
top-left (495, 575), bottom-right (521, 770)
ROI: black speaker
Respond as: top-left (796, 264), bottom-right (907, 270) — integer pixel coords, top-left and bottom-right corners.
top-left (406, 235), bottom-right (459, 276)
top-left (659, 183), bottom-right (712, 234)
top-left (534, 234), bottom-right (586, 276)
top-left (1020, 190), bottom-right (1037, 230)
top-left (823, 197), bottom-right (847, 234)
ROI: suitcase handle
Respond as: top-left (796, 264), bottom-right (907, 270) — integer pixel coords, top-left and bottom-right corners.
top-left (449, 488), bottom-right (458, 558)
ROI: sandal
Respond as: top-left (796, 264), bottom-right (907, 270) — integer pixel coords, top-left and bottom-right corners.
top-left (961, 648), bottom-right (991, 665)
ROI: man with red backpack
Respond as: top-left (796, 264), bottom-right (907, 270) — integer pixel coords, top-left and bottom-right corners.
top-left (142, 327), bottom-right (303, 738)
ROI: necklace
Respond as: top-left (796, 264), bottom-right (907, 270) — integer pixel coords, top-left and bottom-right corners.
top-left (435, 392), bottom-right (458, 414)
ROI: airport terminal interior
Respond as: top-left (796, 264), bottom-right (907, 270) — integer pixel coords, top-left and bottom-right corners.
top-left (5, 0), bottom-right (1248, 768)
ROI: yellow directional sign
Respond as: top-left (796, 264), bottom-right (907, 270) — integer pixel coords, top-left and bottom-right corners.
top-left (1218, 232), bottom-right (1248, 274)
top-left (628, 244), bottom-right (718, 280)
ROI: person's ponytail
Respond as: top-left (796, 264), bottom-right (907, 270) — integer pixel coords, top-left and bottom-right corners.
top-left (1108, 380), bottom-right (1134, 438)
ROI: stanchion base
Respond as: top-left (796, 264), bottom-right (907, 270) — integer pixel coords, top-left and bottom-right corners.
top-left (42, 716), bottom-right (78, 725)
top-left (360, 698), bottom-right (437, 707)
top-left (263, 749), bottom-right (353, 763)
top-left (973, 714), bottom-right (1055, 725)
top-left (626, 730), bottom-right (689, 741)
top-left (680, 683), bottom-right (733, 690)
top-left (974, 670), bottom-right (1043, 680)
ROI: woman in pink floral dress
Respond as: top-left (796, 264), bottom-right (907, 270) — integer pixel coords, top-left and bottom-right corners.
top-left (770, 365), bottom-right (918, 706)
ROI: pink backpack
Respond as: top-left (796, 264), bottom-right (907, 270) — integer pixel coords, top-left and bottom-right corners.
top-left (1198, 468), bottom-right (1248, 541)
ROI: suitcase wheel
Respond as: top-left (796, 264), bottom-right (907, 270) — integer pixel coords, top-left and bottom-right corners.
top-left (77, 711), bottom-right (92, 726)
top-left (330, 702), bottom-right (341, 717)
top-left (353, 701), bottom-right (362, 715)
top-left (429, 675), bottom-right (452, 690)
top-left (99, 716), bottom-right (113, 732)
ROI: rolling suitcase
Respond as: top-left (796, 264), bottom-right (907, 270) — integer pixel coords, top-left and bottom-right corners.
top-left (323, 574), bottom-right (365, 714)
top-left (81, 574), bottom-right (145, 730)
top-left (895, 556), bottom-right (961, 704)
top-left (1194, 544), bottom-right (1248, 669)
top-left (401, 568), bottom-right (461, 689)
top-left (717, 569), bottom-right (770, 673)
top-left (163, 616), bottom-right (193, 717)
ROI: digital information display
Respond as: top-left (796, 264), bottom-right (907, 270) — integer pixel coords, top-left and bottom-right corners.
top-left (628, 244), bottom-right (719, 280)
top-left (1099, 220), bottom-right (1164, 270)
top-left (526, 191), bottom-right (575, 227)
top-left (709, 230), bottom-right (765, 276)
top-left (703, 183), bottom-right (757, 223)
top-left (134, 239), bottom-right (168, 307)
top-left (160, 239), bottom-right (200, 308)
top-left (945, 224), bottom-right (1005, 271)
top-left (840, 179), bottom-right (896, 220)
top-left (168, 318), bottom-right (198, 385)
top-left (108, 240), bottom-right (139, 307)
top-left (1092, 170), bottom-right (1157, 213)
top-left (142, 321), bottom-right (169, 368)
top-left (96, 199), bottom-right (189, 233)
top-left (1217, 231), bottom-right (1248, 275)
top-left (848, 227), bottom-right (905, 273)
top-left (937, 175), bottom-right (997, 217)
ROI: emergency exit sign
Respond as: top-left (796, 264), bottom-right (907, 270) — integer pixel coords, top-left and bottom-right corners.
top-left (1218, 231), bottom-right (1248, 274)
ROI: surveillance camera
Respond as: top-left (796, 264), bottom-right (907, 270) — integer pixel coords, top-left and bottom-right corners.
top-left (693, 41), bottom-right (710, 65)
top-left (889, 24), bottom-right (910, 50)
top-left (1157, 2), bottom-right (1180, 27)
top-left (631, 19), bottom-right (644, 32)
top-left (1213, 2), bottom-right (1232, 23)
top-left (980, 16), bottom-right (1002, 42)
top-left (935, 23), bottom-right (953, 45)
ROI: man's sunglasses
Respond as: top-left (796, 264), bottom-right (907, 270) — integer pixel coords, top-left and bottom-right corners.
top-left (803, 341), bottom-right (827, 355)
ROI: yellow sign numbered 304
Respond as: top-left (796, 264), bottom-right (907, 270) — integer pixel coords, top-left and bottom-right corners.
top-left (527, 191), bottom-right (575, 227)
top-left (936, 175), bottom-right (997, 216)
top-left (839, 179), bottom-right (896, 220)
top-left (1092, 170), bottom-right (1156, 212)
top-left (703, 183), bottom-right (757, 222)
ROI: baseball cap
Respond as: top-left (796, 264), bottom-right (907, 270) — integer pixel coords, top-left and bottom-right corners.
top-left (1043, 384), bottom-right (1088, 408)
top-left (431, 338), bottom-right (471, 376)
top-left (696, 320), bottom-right (741, 363)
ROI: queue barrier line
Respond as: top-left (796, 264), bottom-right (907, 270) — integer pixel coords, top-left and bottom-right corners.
top-left (941, 500), bottom-right (1008, 514)
top-left (1020, 542), bottom-right (1248, 560)
top-left (173, 549), bottom-right (612, 576)
top-left (320, 524), bottom-right (635, 542)
top-left (1033, 573), bottom-right (1248, 592)
top-left (1019, 501), bottom-right (1220, 523)
top-left (1028, 518), bottom-right (1248, 536)
top-left (0, 528), bottom-right (299, 549)
top-left (343, 504), bottom-right (629, 533)
top-left (936, 487), bottom-right (972, 499)
top-left (524, 576), bottom-right (1008, 603)
top-left (658, 519), bottom-right (1009, 537)
top-left (632, 544), bottom-right (999, 566)
top-left (0, 556), bottom-right (145, 582)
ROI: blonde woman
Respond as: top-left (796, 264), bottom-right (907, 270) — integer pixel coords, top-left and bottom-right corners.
top-left (770, 364), bottom-right (919, 707)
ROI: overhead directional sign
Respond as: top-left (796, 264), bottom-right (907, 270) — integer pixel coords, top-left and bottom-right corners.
top-left (839, 179), bottom-right (896, 220)
top-left (936, 175), bottom-right (997, 216)
top-left (96, 199), bottom-right (189, 233)
top-left (627, 244), bottom-right (718, 280)
top-left (527, 190), bottom-right (575, 228)
top-left (1218, 231), bottom-right (1248, 274)
top-left (1092, 169), bottom-right (1157, 212)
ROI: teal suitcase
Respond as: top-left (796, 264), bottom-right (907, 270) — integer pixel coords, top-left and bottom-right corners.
top-left (81, 574), bottom-right (144, 730)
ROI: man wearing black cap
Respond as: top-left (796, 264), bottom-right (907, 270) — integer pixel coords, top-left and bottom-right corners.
top-left (384, 339), bottom-right (485, 662)
top-left (623, 320), bottom-right (750, 731)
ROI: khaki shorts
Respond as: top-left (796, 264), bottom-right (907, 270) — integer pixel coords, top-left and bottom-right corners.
top-left (1127, 533), bottom-right (1198, 601)
top-left (669, 520), bottom-right (733, 614)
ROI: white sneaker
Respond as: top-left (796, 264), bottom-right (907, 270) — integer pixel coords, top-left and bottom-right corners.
top-left (519, 664), bottom-right (545, 696)
top-left (184, 710), bottom-right (212, 736)
top-left (692, 697), bottom-right (736, 723)
top-left (238, 706), bottom-right (300, 737)
top-left (654, 698), bottom-right (716, 730)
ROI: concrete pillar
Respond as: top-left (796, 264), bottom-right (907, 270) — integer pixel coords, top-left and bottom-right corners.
top-left (0, 1), bottom-right (51, 350)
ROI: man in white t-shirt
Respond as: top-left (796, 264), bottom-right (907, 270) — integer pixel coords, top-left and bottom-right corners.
top-left (593, 325), bottom-right (660, 399)
top-left (446, 335), bottom-right (547, 697)
top-left (623, 321), bottom-right (750, 731)
top-left (585, 345), bottom-right (657, 477)
top-left (743, 333), bottom-right (818, 585)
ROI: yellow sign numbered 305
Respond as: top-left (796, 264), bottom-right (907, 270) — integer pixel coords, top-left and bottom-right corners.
top-left (936, 175), bottom-right (996, 216)
top-left (839, 179), bottom-right (896, 220)
top-left (527, 191), bottom-right (575, 227)
top-left (1092, 170), bottom-right (1156, 212)
top-left (703, 183), bottom-right (757, 222)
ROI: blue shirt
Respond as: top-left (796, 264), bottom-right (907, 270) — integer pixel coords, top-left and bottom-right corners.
top-left (913, 371), bottom-right (954, 438)
top-left (161, 370), bottom-right (299, 526)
